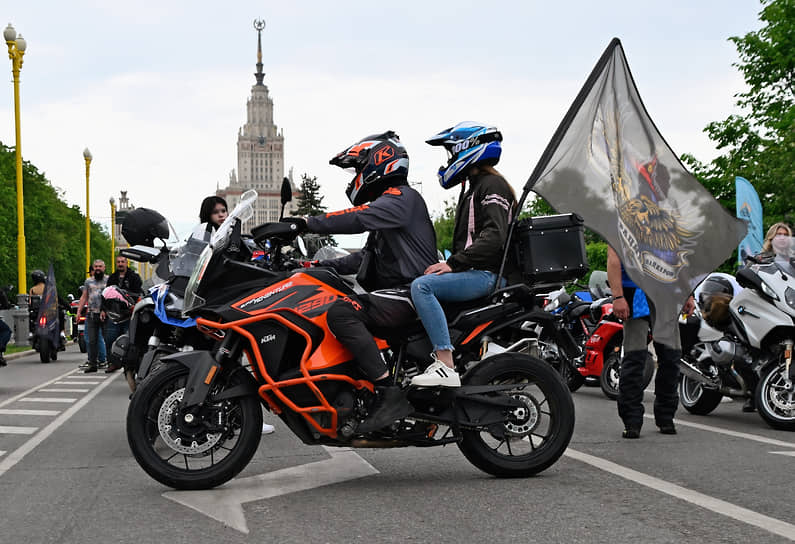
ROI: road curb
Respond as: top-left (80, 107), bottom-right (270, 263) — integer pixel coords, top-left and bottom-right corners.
top-left (4, 349), bottom-right (36, 361)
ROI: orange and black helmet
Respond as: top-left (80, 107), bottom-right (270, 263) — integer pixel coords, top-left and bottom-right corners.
top-left (330, 131), bottom-right (409, 206)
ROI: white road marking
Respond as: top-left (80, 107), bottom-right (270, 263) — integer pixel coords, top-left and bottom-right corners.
top-left (163, 446), bottom-right (379, 534)
top-left (0, 368), bottom-right (82, 409)
top-left (54, 381), bottom-right (101, 386)
top-left (642, 414), bottom-right (795, 449)
top-left (0, 426), bottom-right (37, 435)
top-left (19, 398), bottom-right (77, 403)
top-left (0, 409), bottom-right (60, 416)
top-left (769, 451), bottom-right (795, 457)
top-left (0, 372), bottom-right (121, 479)
top-left (39, 388), bottom-right (89, 393)
top-left (0, 451), bottom-right (5, 457)
top-left (565, 448), bottom-right (795, 541)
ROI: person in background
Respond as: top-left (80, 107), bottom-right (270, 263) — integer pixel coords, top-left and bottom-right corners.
top-left (196, 195), bottom-right (273, 433)
top-left (607, 246), bottom-right (695, 438)
top-left (193, 196), bottom-right (229, 239)
top-left (753, 222), bottom-right (792, 263)
top-left (0, 317), bottom-right (10, 366)
top-left (76, 260), bottom-right (108, 373)
top-left (411, 122), bottom-right (516, 388)
top-left (103, 256), bottom-right (143, 373)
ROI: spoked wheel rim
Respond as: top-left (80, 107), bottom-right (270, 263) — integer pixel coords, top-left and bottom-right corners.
top-left (605, 355), bottom-right (620, 392)
top-left (760, 366), bottom-right (795, 421)
top-left (474, 373), bottom-right (557, 460)
top-left (142, 372), bottom-right (248, 473)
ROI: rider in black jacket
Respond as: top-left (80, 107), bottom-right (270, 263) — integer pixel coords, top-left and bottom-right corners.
top-left (301, 131), bottom-right (437, 432)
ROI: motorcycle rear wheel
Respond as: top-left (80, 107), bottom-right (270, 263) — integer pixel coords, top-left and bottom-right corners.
top-left (458, 353), bottom-right (575, 478)
top-left (39, 341), bottom-right (50, 364)
top-left (679, 374), bottom-right (722, 415)
top-left (127, 363), bottom-right (262, 490)
top-left (599, 351), bottom-right (654, 400)
top-left (756, 364), bottom-right (795, 431)
top-left (78, 336), bottom-right (87, 353)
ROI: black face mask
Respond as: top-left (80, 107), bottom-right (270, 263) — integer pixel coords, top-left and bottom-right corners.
top-left (93, 271), bottom-right (105, 281)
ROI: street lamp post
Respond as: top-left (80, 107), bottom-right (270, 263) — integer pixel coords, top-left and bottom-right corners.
top-left (109, 197), bottom-right (116, 270)
top-left (4, 23), bottom-right (28, 298)
top-left (84, 148), bottom-right (92, 277)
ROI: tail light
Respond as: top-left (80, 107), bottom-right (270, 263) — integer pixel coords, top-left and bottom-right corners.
top-left (38, 316), bottom-right (47, 327)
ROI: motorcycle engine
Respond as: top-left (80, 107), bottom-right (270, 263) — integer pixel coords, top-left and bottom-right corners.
top-left (706, 339), bottom-right (751, 367)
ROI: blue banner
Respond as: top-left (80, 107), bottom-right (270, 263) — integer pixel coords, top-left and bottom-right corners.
top-left (735, 176), bottom-right (763, 264)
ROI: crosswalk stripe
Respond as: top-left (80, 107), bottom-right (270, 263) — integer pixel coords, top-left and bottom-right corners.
top-left (0, 409), bottom-right (60, 416)
top-left (19, 398), bottom-right (76, 404)
top-left (54, 381), bottom-right (101, 385)
top-left (0, 426), bottom-right (37, 435)
top-left (39, 388), bottom-right (89, 393)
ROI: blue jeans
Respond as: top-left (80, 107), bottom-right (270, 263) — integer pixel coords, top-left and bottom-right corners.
top-left (104, 320), bottom-right (129, 355)
top-left (411, 270), bottom-right (500, 352)
top-left (86, 316), bottom-right (106, 364)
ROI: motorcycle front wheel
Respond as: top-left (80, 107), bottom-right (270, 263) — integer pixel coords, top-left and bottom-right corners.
top-left (127, 363), bottom-right (262, 490)
top-left (756, 363), bottom-right (795, 431)
top-left (458, 353), bottom-right (575, 478)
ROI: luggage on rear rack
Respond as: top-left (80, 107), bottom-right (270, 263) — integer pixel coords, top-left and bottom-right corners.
top-left (512, 213), bottom-right (588, 285)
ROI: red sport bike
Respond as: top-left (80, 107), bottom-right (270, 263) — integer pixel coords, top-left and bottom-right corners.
top-left (126, 190), bottom-right (575, 490)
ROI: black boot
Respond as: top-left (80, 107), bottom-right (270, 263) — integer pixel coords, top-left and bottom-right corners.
top-left (357, 386), bottom-right (412, 433)
top-left (742, 398), bottom-right (756, 413)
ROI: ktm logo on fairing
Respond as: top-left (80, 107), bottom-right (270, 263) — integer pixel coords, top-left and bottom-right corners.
top-left (373, 146), bottom-right (395, 166)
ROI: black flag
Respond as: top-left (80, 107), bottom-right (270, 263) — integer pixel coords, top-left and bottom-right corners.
top-left (527, 38), bottom-right (746, 345)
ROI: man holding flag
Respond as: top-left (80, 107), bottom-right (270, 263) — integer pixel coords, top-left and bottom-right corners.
top-left (526, 38), bottom-right (746, 437)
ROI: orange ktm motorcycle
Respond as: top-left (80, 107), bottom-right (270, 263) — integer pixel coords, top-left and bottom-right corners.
top-left (127, 191), bottom-right (575, 490)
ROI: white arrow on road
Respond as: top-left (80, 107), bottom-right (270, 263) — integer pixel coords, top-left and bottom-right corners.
top-left (162, 446), bottom-right (378, 534)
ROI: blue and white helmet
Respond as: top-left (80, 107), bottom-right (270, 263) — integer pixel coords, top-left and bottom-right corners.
top-left (426, 122), bottom-right (502, 189)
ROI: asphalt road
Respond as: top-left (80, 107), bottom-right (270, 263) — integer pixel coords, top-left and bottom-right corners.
top-left (0, 344), bottom-right (793, 544)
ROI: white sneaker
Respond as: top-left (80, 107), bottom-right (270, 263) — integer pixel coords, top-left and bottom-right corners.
top-left (411, 360), bottom-right (461, 387)
top-left (261, 423), bottom-right (275, 434)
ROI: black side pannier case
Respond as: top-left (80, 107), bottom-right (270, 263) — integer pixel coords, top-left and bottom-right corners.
top-left (512, 213), bottom-right (588, 284)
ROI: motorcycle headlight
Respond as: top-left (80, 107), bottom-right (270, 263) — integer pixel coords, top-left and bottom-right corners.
top-left (761, 280), bottom-right (780, 301)
top-left (786, 287), bottom-right (795, 312)
top-left (183, 245), bottom-right (212, 314)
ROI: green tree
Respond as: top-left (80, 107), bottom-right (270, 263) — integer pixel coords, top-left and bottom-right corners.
top-left (433, 199), bottom-right (457, 253)
top-left (683, 0), bottom-right (794, 230)
top-left (0, 141), bottom-right (111, 298)
top-left (292, 173), bottom-right (327, 216)
top-left (291, 173), bottom-right (335, 254)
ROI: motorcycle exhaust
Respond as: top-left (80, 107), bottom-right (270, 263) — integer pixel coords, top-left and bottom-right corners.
top-left (678, 359), bottom-right (720, 388)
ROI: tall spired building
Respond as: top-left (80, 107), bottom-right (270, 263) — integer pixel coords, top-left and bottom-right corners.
top-left (217, 19), bottom-right (295, 228)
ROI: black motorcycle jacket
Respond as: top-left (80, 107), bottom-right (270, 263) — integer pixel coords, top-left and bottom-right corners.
top-left (447, 172), bottom-right (516, 274)
top-left (306, 183), bottom-right (437, 290)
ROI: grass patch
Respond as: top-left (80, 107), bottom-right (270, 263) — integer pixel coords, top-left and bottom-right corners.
top-left (5, 344), bottom-right (33, 355)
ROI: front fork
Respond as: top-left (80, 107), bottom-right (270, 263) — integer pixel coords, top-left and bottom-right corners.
top-left (784, 340), bottom-right (794, 385)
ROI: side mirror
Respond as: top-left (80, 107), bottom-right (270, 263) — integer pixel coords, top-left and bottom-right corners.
top-left (280, 177), bottom-right (292, 206)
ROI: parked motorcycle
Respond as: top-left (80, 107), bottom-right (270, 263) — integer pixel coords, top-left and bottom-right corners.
top-left (678, 241), bottom-right (795, 430)
top-left (126, 188), bottom-right (576, 490)
top-left (113, 210), bottom-right (216, 393)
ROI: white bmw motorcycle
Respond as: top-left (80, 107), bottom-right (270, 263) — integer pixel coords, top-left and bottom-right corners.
top-left (679, 238), bottom-right (795, 430)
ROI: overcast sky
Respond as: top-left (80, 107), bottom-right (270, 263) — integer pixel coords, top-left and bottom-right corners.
top-left (1, 1), bottom-right (762, 246)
